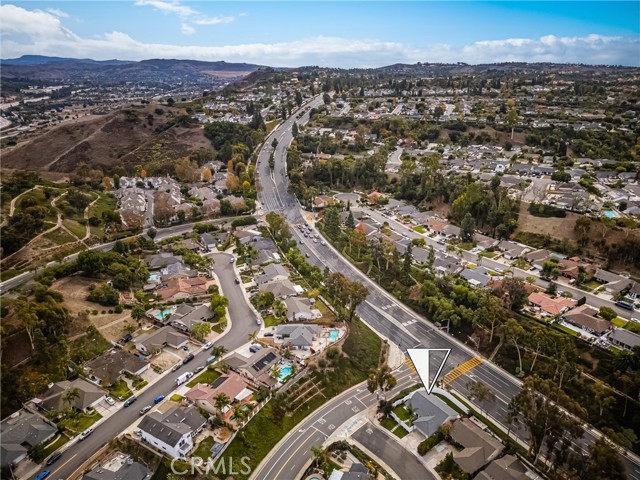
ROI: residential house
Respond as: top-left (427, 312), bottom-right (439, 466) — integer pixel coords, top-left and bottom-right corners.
top-left (441, 224), bottom-right (461, 239)
top-left (449, 418), bottom-right (503, 474)
top-left (258, 279), bottom-right (298, 299)
top-left (563, 305), bottom-right (611, 336)
top-left (528, 292), bottom-right (577, 317)
top-left (608, 328), bottom-right (640, 351)
top-left (167, 304), bottom-right (214, 331)
top-left (156, 277), bottom-right (213, 301)
top-left (328, 463), bottom-right (371, 480)
top-left (312, 195), bottom-right (336, 209)
top-left (497, 240), bottom-right (529, 259)
top-left (594, 268), bottom-right (632, 294)
top-left (147, 253), bottom-right (184, 270)
top-left (275, 324), bottom-right (322, 350)
top-left (627, 282), bottom-right (640, 300)
top-left (224, 348), bottom-right (282, 388)
top-left (558, 257), bottom-right (595, 280)
top-left (474, 233), bottom-right (499, 250)
top-left (85, 349), bottom-right (150, 386)
top-left (34, 378), bottom-right (106, 413)
top-left (82, 453), bottom-right (152, 480)
top-left (460, 267), bottom-right (493, 288)
top-left (135, 326), bottom-right (189, 354)
top-left (184, 373), bottom-right (253, 414)
top-left (161, 262), bottom-right (198, 282)
top-left (406, 389), bottom-right (458, 438)
top-left (476, 455), bottom-right (529, 480)
top-left (138, 406), bottom-right (206, 459)
top-left (1, 411), bottom-right (57, 467)
top-left (524, 249), bottom-right (552, 269)
top-left (433, 255), bottom-right (463, 276)
top-left (200, 233), bottom-right (217, 252)
top-left (255, 264), bottom-right (289, 284)
top-left (284, 296), bottom-right (322, 321)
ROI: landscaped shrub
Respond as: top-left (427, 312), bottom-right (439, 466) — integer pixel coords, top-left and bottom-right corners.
top-left (528, 202), bottom-right (566, 218)
top-left (417, 428), bottom-right (445, 455)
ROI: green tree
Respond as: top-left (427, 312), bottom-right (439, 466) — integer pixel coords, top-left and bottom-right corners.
top-left (367, 364), bottom-right (397, 395)
top-left (191, 322), bottom-right (212, 342)
top-left (599, 306), bottom-right (617, 322)
top-left (460, 212), bottom-right (476, 242)
top-left (402, 243), bottom-right (413, 281)
top-left (586, 437), bottom-right (626, 480)
top-left (466, 380), bottom-right (496, 414)
top-left (323, 205), bottom-right (341, 239)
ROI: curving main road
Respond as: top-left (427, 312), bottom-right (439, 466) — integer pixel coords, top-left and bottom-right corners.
top-left (255, 96), bottom-right (640, 480)
top-left (44, 253), bottom-right (257, 480)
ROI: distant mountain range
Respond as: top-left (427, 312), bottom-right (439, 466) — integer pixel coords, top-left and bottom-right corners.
top-left (1, 55), bottom-right (267, 85)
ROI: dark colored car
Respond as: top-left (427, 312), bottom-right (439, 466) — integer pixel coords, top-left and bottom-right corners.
top-left (183, 353), bottom-right (195, 364)
top-left (234, 279), bottom-right (240, 284)
top-left (123, 396), bottom-right (137, 407)
top-left (46, 452), bottom-right (62, 465)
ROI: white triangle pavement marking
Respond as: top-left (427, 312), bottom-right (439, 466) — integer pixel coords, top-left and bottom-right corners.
top-left (407, 348), bottom-right (452, 395)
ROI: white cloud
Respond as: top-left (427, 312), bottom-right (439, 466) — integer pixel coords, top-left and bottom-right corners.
top-left (1, 5), bottom-right (638, 67)
top-left (134, 0), bottom-right (233, 35)
top-left (180, 22), bottom-right (195, 35)
top-left (47, 8), bottom-right (69, 18)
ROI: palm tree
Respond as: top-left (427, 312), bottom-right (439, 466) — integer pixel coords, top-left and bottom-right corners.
top-left (62, 388), bottom-right (81, 411)
top-left (367, 364), bottom-right (397, 397)
top-left (248, 331), bottom-right (258, 343)
top-left (405, 403), bottom-right (416, 423)
top-left (211, 345), bottom-right (227, 360)
top-left (214, 393), bottom-right (231, 413)
top-left (270, 365), bottom-right (282, 380)
top-left (232, 404), bottom-right (247, 425)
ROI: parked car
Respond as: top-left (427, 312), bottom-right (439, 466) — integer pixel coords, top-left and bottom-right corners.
top-left (256, 318), bottom-right (262, 325)
top-left (249, 344), bottom-right (262, 353)
top-left (123, 396), bottom-right (137, 407)
top-left (229, 257), bottom-right (235, 263)
top-left (154, 395), bottom-right (165, 404)
top-left (203, 341), bottom-right (213, 349)
top-left (46, 452), bottom-right (62, 466)
top-left (172, 363), bottom-right (182, 372)
top-left (104, 396), bottom-right (116, 406)
top-left (183, 353), bottom-right (195, 364)
top-left (194, 366), bottom-right (205, 374)
top-left (139, 405), bottom-right (152, 415)
top-left (320, 241), bottom-right (326, 246)
top-left (34, 470), bottom-right (50, 480)
top-left (79, 427), bottom-right (94, 440)
top-left (235, 279), bottom-right (240, 284)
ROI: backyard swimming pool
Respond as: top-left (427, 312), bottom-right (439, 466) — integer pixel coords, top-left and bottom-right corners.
top-left (278, 365), bottom-right (292, 382)
top-left (148, 273), bottom-right (160, 282)
top-left (603, 210), bottom-right (620, 219)
top-left (154, 308), bottom-right (172, 320)
top-left (329, 329), bottom-right (340, 342)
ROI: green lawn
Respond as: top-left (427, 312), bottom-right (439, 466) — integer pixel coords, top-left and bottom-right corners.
top-left (133, 378), bottom-right (148, 390)
top-left (394, 425), bottom-right (410, 438)
top-left (413, 225), bottom-right (426, 234)
top-left (264, 315), bottom-right (283, 327)
top-left (381, 416), bottom-right (398, 431)
top-left (212, 322), bottom-right (227, 333)
top-left (479, 250), bottom-right (498, 259)
top-left (89, 193), bottom-right (117, 220)
top-left (554, 324), bottom-right (580, 337)
top-left (393, 404), bottom-right (411, 422)
top-left (186, 368), bottom-right (221, 387)
top-left (41, 434), bottom-right (69, 458)
top-left (170, 394), bottom-right (183, 402)
top-left (612, 317), bottom-right (627, 328)
top-left (193, 436), bottom-right (215, 461)
top-left (58, 411), bottom-right (102, 434)
top-left (109, 380), bottom-right (133, 400)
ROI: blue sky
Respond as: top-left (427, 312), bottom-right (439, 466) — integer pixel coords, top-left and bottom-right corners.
top-left (2, 1), bottom-right (639, 66)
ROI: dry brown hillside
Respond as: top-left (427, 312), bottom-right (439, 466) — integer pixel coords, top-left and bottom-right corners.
top-left (2, 104), bottom-right (212, 174)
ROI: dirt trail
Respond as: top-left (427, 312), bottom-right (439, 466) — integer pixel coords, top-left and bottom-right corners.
top-left (42, 121), bottom-right (109, 170)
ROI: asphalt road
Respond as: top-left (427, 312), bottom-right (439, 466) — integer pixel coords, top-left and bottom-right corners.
top-left (252, 366), bottom-right (418, 480)
top-left (255, 96), bottom-right (640, 480)
top-left (352, 422), bottom-right (436, 480)
top-left (44, 253), bottom-right (256, 480)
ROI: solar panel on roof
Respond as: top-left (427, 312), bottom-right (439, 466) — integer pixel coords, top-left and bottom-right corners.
top-left (251, 351), bottom-right (276, 372)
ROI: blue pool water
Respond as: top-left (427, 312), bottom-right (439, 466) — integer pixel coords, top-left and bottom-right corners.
top-left (154, 308), bottom-right (172, 320)
top-left (148, 273), bottom-right (160, 282)
top-left (603, 210), bottom-right (618, 219)
top-left (278, 365), bottom-right (292, 382)
top-left (329, 329), bottom-right (339, 342)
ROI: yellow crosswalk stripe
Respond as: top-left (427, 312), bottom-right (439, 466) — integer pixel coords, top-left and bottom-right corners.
top-left (404, 357), bottom-right (417, 372)
top-left (442, 356), bottom-right (483, 385)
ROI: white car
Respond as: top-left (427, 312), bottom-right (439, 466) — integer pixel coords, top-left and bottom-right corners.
top-left (104, 396), bottom-right (116, 406)
top-left (256, 318), bottom-right (262, 325)
top-left (203, 341), bottom-right (213, 349)
top-left (229, 257), bottom-right (235, 263)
